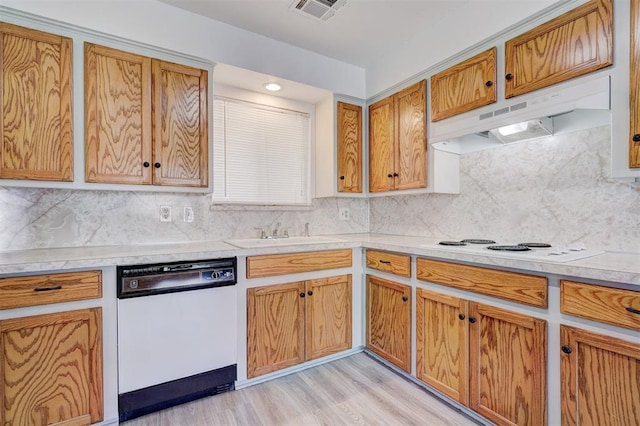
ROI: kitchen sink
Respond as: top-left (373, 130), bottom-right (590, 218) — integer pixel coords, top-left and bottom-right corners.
top-left (224, 236), bottom-right (343, 248)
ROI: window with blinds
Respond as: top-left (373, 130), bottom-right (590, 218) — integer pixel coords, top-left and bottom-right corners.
top-left (213, 97), bottom-right (311, 205)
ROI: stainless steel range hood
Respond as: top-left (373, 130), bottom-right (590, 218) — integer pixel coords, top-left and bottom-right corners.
top-left (430, 75), bottom-right (611, 154)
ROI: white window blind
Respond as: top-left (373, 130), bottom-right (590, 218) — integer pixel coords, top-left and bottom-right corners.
top-left (213, 97), bottom-right (311, 205)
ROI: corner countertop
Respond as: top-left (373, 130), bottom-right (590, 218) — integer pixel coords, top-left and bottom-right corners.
top-left (0, 233), bottom-right (638, 286)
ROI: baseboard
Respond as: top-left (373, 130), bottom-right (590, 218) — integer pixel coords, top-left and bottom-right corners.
top-left (235, 347), bottom-right (364, 390)
top-left (95, 417), bottom-right (118, 425)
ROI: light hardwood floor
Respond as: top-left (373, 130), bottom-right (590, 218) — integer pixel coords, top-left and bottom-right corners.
top-left (123, 352), bottom-right (477, 426)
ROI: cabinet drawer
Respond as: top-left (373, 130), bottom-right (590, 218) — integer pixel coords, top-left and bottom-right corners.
top-left (247, 250), bottom-right (352, 278)
top-left (0, 271), bottom-right (102, 309)
top-left (366, 249), bottom-right (411, 277)
top-left (561, 280), bottom-right (640, 331)
top-left (416, 258), bottom-right (547, 308)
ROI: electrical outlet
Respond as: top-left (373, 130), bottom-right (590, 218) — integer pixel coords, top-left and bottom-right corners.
top-left (339, 208), bottom-right (350, 221)
top-left (159, 205), bottom-right (172, 222)
top-left (183, 206), bottom-right (194, 223)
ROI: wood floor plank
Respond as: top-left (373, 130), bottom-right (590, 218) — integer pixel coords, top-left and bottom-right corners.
top-left (122, 352), bottom-right (477, 426)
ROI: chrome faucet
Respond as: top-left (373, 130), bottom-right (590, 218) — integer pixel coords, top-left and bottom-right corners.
top-left (260, 222), bottom-right (289, 239)
top-left (254, 227), bottom-right (267, 239)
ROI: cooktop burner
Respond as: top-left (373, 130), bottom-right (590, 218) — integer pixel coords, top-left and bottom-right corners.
top-left (439, 241), bottom-right (467, 246)
top-left (422, 240), bottom-right (603, 263)
top-left (461, 239), bottom-right (496, 244)
top-left (487, 245), bottom-right (532, 251)
top-left (518, 243), bottom-right (552, 248)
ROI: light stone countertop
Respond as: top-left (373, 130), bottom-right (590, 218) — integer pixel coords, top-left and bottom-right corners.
top-left (0, 233), bottom-right (638, 287)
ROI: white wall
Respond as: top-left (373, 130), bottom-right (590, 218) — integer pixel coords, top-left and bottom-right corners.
top-left (364, 0), bottom-right (562, 97)
top-left (0, 0), bottom-right (366, 98)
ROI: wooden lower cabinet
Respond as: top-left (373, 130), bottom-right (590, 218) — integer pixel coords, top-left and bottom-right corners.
top-left (366, 275), bottom-right (411, 373)
top-left (0, 308), bottom-right (103, 426)
top-left (560, 326), bottom-right (640, 426)
top-left (416, 288), bottom-right (547, 426)
top-left (306, 276), bottom-right (353, 361)
top-left (470, 303), bottom-right (547, 426)
top-left (247, 275), bottom-right (352, 379)
top-left (416, 288), bottom-right (468, 405)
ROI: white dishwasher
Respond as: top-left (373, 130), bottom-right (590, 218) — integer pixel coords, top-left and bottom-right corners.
top-left (117, 258), bottom-right (237, 422)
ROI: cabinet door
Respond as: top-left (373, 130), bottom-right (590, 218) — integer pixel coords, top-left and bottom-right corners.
top-left (366, 275), bottom-right (411, 372)
top-left (469, 303), bottom-right (547, 426)
top-left (0, 23), bottom-right (73, 181)
top-left (560, 326), bottom-right (640, 426)
top-left (431, 48), bottom-right (497, 122)
top-left (85, 43), bottom-right (152, 184)
top-left (152, 60), bottom-right (208, 187)
top-left (416, 288), bottom-right (469, 405)
top-left (394, 80), bottom-right (426, 190)
top-left (504, 0), bottom-right (613, 98)
top-left (305, 275), bottom-right (352, 360)
top-left (247, 282), bottom-right (305, 378)
top-left (368, 96), bottom-right (395, 192)
top-left (337, 102), bottom-right (362, 193)
top-left (631, 0), bottom-right (640, 168)
top-left (0, 308), bottom-right (103, 425)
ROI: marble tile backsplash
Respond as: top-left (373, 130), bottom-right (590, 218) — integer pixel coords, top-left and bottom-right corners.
top-left (0, 189), bottom-right (368, 251)
top-left (371, 125), bottom-right (640, 253)
top-left (1, 125), bottom-right (638, 253)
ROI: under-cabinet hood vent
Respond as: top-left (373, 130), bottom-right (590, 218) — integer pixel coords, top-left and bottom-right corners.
top-left (290, 0), bottom-right (346, 21)
top-left (431, 75), bottom-right (611, 154)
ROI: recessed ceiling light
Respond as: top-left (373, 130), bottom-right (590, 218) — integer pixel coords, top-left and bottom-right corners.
top-left (263, 82), bottom-right (282, 92)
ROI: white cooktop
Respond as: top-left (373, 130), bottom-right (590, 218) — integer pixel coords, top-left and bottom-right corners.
top-left (420, 241), bottom-right (605, 263)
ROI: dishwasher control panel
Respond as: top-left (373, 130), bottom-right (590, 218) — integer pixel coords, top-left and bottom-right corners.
top-left (117, 257), bottom-right (237, 299)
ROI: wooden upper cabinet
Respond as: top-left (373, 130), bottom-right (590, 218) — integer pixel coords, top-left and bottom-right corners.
top-left (84, 43), bottom-right (209, 187)
top-left (504, 0), bottom-right (613, 98)
top-left (152, 60), bottom-right (208, 187)
top-left (336, 102), bottom-right (362, 193)
top-left (366, 275), bottom-right (411, 373)
top-left (395, 80), bottom-right (427, 190)
top-left (368, 80), bottom-right (426, 193)
top-left (0, 308), bottom-right (103, 425)
top-left (0, 23), bottom-right (73, 181)
top-left (631, 0), bottom-right (640, 168)
top-left (560, 326), bottom-right (640, 426)
top-left (85, 43), bottom-right (152, 184)
top-left (469, 303), bottom-right (547, 426)
top-left (368, 96), bottom-right (395, 192)
top-left (431, 47), bottom-right (497, 122)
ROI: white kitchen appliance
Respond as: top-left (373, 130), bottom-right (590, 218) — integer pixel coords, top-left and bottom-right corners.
top-left (421, 239), bottom-right (604, 263)
top-left (430, 74), bottom-right (611, 154)
top-left (117, 258), bottom-right (237, 422)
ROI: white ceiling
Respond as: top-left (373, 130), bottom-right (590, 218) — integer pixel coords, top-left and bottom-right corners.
top-left (162, 0), bottom-right (560, 99)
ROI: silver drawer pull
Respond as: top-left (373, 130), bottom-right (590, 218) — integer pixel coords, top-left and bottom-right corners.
top-left (34, 285), bottom-right (62, 292)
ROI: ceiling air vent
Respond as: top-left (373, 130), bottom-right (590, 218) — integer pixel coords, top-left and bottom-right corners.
top-left (290, 0), bottom-right (347, 22)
